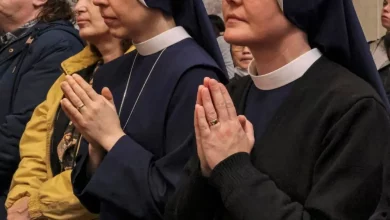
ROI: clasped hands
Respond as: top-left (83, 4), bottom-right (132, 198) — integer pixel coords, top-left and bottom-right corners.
top-left (195, 77), bottom-right (254, 177)
top-left (60, 74), bottom-right (255, 178)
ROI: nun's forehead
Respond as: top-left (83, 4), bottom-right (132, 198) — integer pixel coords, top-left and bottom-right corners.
top-left (277, 0), bottom-right (283, 11)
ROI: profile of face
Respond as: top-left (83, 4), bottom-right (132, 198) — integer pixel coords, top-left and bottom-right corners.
top-left (74, 0), bottom-right (110, 41)
top-left (93, 0), bottom-right (151, 39)
top-left (231, 45), bottom-right (253, 69)
top-left (222, 0), bottom-right (292, 46)
top-left (0, 0), bottom-right (43, 31)
top-left (382, 0), bottom-right (390, 30)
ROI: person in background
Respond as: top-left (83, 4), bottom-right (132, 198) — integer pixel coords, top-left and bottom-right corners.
top-left (0, 0), bottom-right (83, 218)
top-left (165, 0), bottom-right (390, 219)
top-left (209, 14), bottom-right (234, 79)
top-left (4, 0), bottom-right (130, 219)
top-left (369, 0), bottom-right (390, 102)
top-left (64, 0), bottom-right (226, 219)
top-left (230, 45), bottom-right (253, 82)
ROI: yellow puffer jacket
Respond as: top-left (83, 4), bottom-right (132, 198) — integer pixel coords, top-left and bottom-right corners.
top-left (5, 45), bottom-right (135, 219)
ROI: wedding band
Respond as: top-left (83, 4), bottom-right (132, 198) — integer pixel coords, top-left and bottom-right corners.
top-left (77, 104), bottom-right (85, 112)
top-left (209, 119), bottom-right (219, 126)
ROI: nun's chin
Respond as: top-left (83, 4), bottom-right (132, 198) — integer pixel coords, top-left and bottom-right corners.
top-left (224, 29), bottom-right (253, 46)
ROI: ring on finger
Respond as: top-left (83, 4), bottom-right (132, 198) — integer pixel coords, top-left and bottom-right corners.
top-left (77, 104), bottom-right (86, 112)
top-left (209, 119), bottom-right (219, 126)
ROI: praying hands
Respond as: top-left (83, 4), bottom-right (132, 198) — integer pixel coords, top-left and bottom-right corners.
top-left (60, 74), bottom-right (125, 152)
top-left (194, 78), bottom-right (255, 177)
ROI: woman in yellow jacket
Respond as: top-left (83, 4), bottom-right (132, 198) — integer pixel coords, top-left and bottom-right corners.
top-left (5, 0), bottom-right (133, 219)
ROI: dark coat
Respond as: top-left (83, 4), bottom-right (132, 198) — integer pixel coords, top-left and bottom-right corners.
top-left (0, 20), bottom-right (83, 218)
top-left (165, 57), bottom-right (389, 220)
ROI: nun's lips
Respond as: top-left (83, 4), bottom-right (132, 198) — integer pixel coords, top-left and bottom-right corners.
top-left (226, 14), bottom-right (246, 23)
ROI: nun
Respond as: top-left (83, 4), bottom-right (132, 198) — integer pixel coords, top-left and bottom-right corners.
top-left (165, 0), bottom-right (390, 219)
top-left (59, 0), bottom-right (227, 219)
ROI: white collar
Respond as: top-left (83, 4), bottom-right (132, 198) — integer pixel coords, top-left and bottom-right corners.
top-left (134, 26), bottom-right (191, 56)
top-left (248, 48), bottom-right (322, 90)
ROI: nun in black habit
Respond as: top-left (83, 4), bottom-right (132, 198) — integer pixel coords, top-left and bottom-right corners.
top-left (59, 0), bottom-right (227, 219)
top-left (165, 0), bottom-right (390, 219)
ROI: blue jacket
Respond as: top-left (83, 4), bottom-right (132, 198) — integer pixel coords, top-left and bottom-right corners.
top-left (0, 20), bottom-right (83, 218)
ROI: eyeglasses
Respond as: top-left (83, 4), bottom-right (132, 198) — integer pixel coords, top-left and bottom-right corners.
top-left (232, 46), bottom-right (249, 52)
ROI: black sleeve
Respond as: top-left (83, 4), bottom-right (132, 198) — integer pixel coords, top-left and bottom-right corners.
top-left (164, 154), bottom-right (221, 220)
top-left (208, 98), bottom-right (387, 220)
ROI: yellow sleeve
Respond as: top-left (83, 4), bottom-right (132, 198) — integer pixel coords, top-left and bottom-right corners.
top-left (27, 171), bottom-right (97, 220)
top-left (6, 98), bottom-right (49, 208)
top-left (6, 76), bottom-right (97, 219)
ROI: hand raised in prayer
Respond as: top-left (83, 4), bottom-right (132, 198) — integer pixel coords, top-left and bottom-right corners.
top-left (195, 78), bottom-right (255, 177)
top-left (7, 197), bottom-right (30, 220)
top-left (60, 74), bottom-right (125, 152)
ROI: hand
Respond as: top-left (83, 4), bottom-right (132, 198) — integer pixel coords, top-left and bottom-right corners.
top-left (60, 74), bottom-right (125, 151)
top-left (7, 197), bottom-right (30, 220)
top-left (195, 78), bottom-right (254, 176)
top-left (87, 143), bottom-right (106, 174)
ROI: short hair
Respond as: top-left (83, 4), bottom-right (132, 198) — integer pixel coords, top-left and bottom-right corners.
top-left (37, 0), bottom-right (75, 23)
top-left (208, 14), bottom-right (225, 37)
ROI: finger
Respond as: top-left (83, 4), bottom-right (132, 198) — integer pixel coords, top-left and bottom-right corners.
top-left (243, 116), bottom-right (255, 144)
top-left (61, 98), bottom-right (85, 128)
top-left (101, 87), bottom-right (115, 105)
top-left (73, 74), bottom-right (100, 101)
top-left (201, 87), bottom-right (219, 125)
top-left (65, 75), bottom-right (94, 106)
top-left (203, 77), bottom-right (211, 88)
top-left (61, 81), bottom-right (86, 110)
top-left (220, 83), bottom-right (237, 119)
top-left (209, 79), bottom-right (229, 121)
top-left (196, 85), bottom-right (202, 105)
top-left (194, 105), bottom-right (204, 158)
top-left (238, 115), bottom-right (246, 129)
top-left (196, 104), bottom-right (211, 138)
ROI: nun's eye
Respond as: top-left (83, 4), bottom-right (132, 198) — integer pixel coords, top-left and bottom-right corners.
top-left (385, 0), bottom-right (388, 6)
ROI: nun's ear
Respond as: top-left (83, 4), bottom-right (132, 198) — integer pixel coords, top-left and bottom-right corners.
top-left (277, 0), bottom-right (283, 11)
top-left (138, 0), bottom-right (148, 7)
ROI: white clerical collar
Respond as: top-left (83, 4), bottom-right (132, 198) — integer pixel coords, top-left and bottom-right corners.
top-left (134, 26), bottom-right (191, 56)
top-left (248, 48), bottom-right (322, 90)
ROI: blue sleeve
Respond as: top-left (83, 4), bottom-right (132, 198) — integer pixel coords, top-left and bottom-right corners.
top-left (0, 33), bottom-right (82, 191)
top-left (72, 67), bottom-right (220, 219)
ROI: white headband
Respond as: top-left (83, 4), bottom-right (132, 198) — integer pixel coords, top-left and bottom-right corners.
top-left (139, 0), bottom-right (148, 7)
top-left (277, 0), bottom-right (283, 11)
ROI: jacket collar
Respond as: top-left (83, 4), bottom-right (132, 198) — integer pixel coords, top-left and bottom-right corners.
top-left (61, 45), bottom-right (101, 75)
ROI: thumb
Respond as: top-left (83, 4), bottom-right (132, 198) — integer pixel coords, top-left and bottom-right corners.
top-left (242, 116), bottom-right (255, 145)
top-left (101, 87), bottom-right (114, 105)
top-left (238, 115), bottom-right (247, 129)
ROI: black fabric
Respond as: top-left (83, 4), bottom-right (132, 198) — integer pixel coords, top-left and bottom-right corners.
top-left (143, 0), bottom-right (228, 83)
top-left (0, 20), bottom-right (83, 219)
top-left (50, 65), bottom-right (97, 176)
top-left (165, 57), bottom-right (389, 220)
top-left (283, 0), bottom-right (390, 110)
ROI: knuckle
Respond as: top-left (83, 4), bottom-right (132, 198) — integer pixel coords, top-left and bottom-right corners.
top-left (225, 101), bottom-right (235, 109)
top-left (216, 101), bottom-right (226, 108)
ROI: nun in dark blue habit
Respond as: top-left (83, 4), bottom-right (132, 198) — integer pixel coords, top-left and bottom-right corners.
top-left (165, 0), bottom-right (390, 219)
top-left (59, 0), bottom-right (227, 219)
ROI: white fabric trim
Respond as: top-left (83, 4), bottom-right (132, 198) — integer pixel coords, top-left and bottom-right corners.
top-left (277, 0), bottom-right (283, 11)
top-left (248, 48), bottom-right (322, 90)
top-left (134, 26), bottom-right (191, 56)
top-left (138, 0), bottom-right (148, 7)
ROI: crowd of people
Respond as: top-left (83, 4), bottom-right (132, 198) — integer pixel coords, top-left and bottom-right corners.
top-left (1, 0), bottom-right (390, 219)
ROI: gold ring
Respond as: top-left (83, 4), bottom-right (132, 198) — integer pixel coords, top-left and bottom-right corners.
top-left (209, 119), bottom-right (219, 126)
top-left (77, 104), bottom-right (85, 112)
